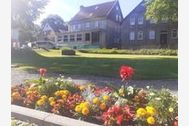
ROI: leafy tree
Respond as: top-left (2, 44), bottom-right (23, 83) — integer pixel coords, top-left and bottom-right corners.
top-left (19, 24), bottom-right (41, 43)
top-left (145, 0), bottom-right (178, 22)
top-left (41, 14), bottom-right (65, 29)
top-left (11, 0), bottom-right (48, 43)
top-left (12, 0), bottom-right (48, 29)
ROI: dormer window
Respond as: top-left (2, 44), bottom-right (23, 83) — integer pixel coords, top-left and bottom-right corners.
top-left (130, 15), bottom-right (135, 25)
top-left (138, 16), bottom-right (144, 25)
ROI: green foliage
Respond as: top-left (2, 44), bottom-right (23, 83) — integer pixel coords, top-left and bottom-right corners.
top-left (147, 89), bottom-right (178, 125)
top-left (145, 0), bottom-right (178, 22)
top-left (26, 76), bottom-right (80, 96)
top-left (11, 118), bottom-right (38, 126)
top-left (78, 49), bottom-right (177, 56)
top-left (41, 14), bottom-right (66, 29)
top-left (61, 49), bottom-right (76, 55)
top-left (12, 0), bottom-right (48, 29)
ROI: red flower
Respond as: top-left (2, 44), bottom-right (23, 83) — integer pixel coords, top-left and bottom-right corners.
top-left (116, 114), bottom-right (123, 125)
top-left (39, 68), bottom-right (47, 76)
top-left (119, 65), bottom-right (134, 80)
top-left (173, 116), bottom-right (178, 126)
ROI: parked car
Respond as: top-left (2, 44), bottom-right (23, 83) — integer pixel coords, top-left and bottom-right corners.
top-left (33, 41), bottom-right (56, 49)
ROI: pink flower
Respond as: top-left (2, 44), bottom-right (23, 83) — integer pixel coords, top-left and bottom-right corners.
top-left (39, 68), bottom-right (47, 76)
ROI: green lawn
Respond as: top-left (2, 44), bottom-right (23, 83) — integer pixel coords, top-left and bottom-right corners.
top-left (11, 49), bottom-right (178, 80)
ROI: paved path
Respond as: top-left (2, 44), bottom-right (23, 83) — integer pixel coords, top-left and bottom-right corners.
top-left (11, 68), bottom-right (178, 95)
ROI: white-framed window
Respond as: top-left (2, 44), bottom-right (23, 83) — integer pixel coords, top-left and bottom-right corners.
top-left (129, 32), bottom-right (135, 40)
top-left (72, 25), bottom-right (76, 31)
top-left (76, 34), bottom-right (82, 41)
top-left (78, 24), bottom-right (81, 30)
top-left (137, 31), bottom-right (144, 40)
top-left (86, 22), bottom-right (90, 28)
top-left (57, 36), bottom-right (62, 42)
top-left (138, 16), bottom-right (144, 25)
top-left (116, 14), bottom-right (119, 21)
top-left (130, 15), bottom-right (135, 25)
top-left (171, 29), bottom-right (177, 38)
top-left (85, 33), bottom-right (90, 41)
top-left (63, 35), bottom-right (68, 42)
top-left (149, 30), bottom-right (155, 40)
top-left (95, 21), bottom-right (98, 28)
top-left (70, 34), bottom-right (75, 42)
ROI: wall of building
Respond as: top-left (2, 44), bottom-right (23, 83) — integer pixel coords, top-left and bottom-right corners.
top-left (121, 3), bottom-right (178, 49)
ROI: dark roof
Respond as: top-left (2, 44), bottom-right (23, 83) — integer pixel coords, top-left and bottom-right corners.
top-left (70, 0), bottom-right (116, 22)
top-left (47, 21), bottom-right (68, 33)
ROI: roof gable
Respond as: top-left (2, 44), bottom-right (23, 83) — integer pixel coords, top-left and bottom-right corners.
top-left (42, 22), bottom-right (68, 33)
top-left (70, 1), bottom-right (116, 22)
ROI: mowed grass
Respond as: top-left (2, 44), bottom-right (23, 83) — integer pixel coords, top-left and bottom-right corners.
top-left (11, 49), bottom-right (178, 80)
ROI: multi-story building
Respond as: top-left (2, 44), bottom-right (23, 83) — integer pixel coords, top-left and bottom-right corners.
top-left (121, 1), bottom-right (178, 49)
top-left (57, 0), bottom-right (123, 48)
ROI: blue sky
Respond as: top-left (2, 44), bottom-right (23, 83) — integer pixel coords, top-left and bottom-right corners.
top-left (35, 0), bottom-right (142, 25)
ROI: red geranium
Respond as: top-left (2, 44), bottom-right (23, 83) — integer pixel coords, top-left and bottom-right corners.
top-left (119, 65), bottom-right (134, 80)
top-left (39, 68), bottom-right (47, 77)
top-left (102, 105), bottom-right (134, 126)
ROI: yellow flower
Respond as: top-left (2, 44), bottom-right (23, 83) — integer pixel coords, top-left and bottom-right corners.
top-left (169, 107), bottom-right (174, 113)
top-left (147, 116), bottom-right (155, 125)
top-left (48, 97), bottom-right (55, 102)
top-left (12, 92), bottom-right (21, 100)
top-left (41, 95), bottom-right (47, 100)
top-left (50, 101), bottom-right (56, 106)
top-left (82, 107), bottom-right (89, 115)
top-left (99, 102), bottom-right (106, 110)
top-left (82, 102), bottom-right (90, 108)
top-left (79, 85), bottom-right (85, 91)
top-left (54, 91), bottom-right (60, 96)
top-left (61, 95), bottom-right (67, 99)
top-left (136, 108), bottom-right (147, 117)
top-left (119, 88), bottom-right (125, 96)
top-left (36, 99), bottom-right (44, 106)
top-left (75, 105), bottom-right (82, 113)
top-left (103, 95), bottom-right (110, 101)
top-left (146, 106), bottom-right (156, 116)
top-left (93, 97), bottom-right (100, 105)
top-left (63, 90), bottom-right (69, 95)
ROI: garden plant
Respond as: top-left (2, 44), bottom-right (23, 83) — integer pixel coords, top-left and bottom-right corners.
top-left (11, 66), bottom-right (178, 126)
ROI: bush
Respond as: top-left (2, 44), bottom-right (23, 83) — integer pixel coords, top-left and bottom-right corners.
top-left (61, 49), bottom-right (75, 55)
top-left (78, 49), bottom-right (177, 56)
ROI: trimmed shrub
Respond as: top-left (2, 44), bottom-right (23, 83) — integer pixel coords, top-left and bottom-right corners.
top-left (78, 49), bottom-right (177, 56)
top-left (61, 49), bottom-right (76, 55)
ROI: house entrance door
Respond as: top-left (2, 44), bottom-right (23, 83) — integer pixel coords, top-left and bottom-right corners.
top-left (92, 31), bottom-right (100, 44)
top-left (160, 31), bottom-right (168, 48)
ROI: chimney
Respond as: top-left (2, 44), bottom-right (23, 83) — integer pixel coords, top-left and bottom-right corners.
top-left (80, 5), bottom-right (84, 10)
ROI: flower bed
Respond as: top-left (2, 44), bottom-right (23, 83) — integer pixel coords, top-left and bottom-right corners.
top-left (11, 67), bottom-right (178, 126)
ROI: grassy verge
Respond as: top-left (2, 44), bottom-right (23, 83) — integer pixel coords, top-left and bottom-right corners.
top-left (11, 49), bottom-right (178, 80)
